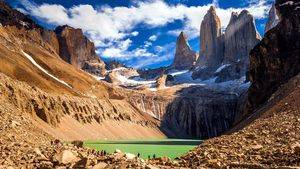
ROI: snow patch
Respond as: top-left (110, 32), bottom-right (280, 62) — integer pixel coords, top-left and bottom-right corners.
top-left (92, 75), bottom-right (105, 81)
top-left (215, 64), bottom-right (231, 73)
top-left (22, 51), bottom-right (72, 88)
top-left (280, 1), bottom-right (294, 6)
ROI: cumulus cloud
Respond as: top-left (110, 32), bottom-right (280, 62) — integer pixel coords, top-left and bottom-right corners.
top-left (148, 35), bottom-right (158, 41)
top-left (18, 0), bottom-right (271, 67)
top-left (131, 31), bottom-right (139, 36)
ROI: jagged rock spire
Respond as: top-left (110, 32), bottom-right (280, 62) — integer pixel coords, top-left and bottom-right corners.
top-left (223, 10), bottom-right (261, 64)
top-left (197, 6), bottom-right (222, 67)
top-left (265, 4), bottom-right (280, 33)
top-left (173, 31), bottom-right (198, 70)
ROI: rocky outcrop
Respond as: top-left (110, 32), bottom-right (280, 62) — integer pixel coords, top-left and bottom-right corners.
top-left (245, 0), bottom-right (300, 117)
top-left (197, 6), bottom-right (222, 67)
top-left (265, 4), bottom-right (280, 33)
top-left (106, 60), bottom-right (125, 70)
top-left (0, 0), bottom-right (40, 29)
top-left (173, 32), bottom-right (198, 70)
top-left (155, 74), bottom-right (174, 89)
top-left (54, 25), bottom-right (106, 76)
top-left (223, 10), bottom-right (261, 64)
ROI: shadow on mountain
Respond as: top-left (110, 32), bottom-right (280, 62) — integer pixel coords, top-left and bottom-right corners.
top-left (158, 84), bottom-right (248, 140)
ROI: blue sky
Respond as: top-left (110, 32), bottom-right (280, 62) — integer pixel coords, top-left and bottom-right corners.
top-left (9, 0), bottom-right (273, 69)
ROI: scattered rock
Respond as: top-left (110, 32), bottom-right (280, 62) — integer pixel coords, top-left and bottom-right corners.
top-left (92, 162), bottom-right (108, 169)
top-left (125, 153), bottom-right (136, 160)
top-left (53, 150), bottom-right (80, 164)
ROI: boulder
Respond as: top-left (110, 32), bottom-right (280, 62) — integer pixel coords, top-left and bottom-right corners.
top-left (53, 150), bottom-right (80, 164)
top-left (92, 162), bottom-right (108, 169)
top-left (71, 140), bottom-right (84, 148)
top-left (125, 153), bottom-right (136, 160)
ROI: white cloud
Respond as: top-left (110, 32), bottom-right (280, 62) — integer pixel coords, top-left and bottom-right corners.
top-left (148, 35), bottom-right (158, 41)
top-left (131, 31), bottom-right (139, 36)
top-left (19, 0), bottom-right (271, 67)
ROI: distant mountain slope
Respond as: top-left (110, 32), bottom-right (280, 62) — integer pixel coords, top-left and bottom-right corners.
top-left (0, 1), bottom-right (166, 140)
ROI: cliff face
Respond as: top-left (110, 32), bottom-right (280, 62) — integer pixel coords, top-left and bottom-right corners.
top-left (173, 32), bottom-right (198, 70)
top-left (161, 86), bottom-right (246, 138)
top-left (245, 0), bottom-right (300, 116)
top-left (223, 10), bottom-right (261, 64)
top-left (54, 25), bottom-right (106, 76)
top-left (193, 7), bottom-right (260, 81)
top-left (197, 6), bottom-right (222, 67)
top-left (265, 4), bottom-right (280, 33)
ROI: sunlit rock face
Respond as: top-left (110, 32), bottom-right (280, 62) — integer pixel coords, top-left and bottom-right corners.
top-left (223, 10), bottom-right (261, 65)
top-left (193, 8), bottom-right (260, 82)
top-left (54, 25), bottom-right (106, 76)
top-left (265, 4), bottom-right (280, 33)
top-left (173, 32), bottom-right (198, 70)
top-left (197, 6), bottom-right (223, 68)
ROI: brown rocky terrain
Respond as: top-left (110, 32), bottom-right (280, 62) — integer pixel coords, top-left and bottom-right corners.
top-left (158, 1), bottom-right (299, 167)
top-left (177, 74), bottom-right (300, 168)
top-left (172, 32), bottom-right (198, 70)
top-left (0, 0), bottom-right (299, 168)
top-left (0, 1), bottom-right (166, 141)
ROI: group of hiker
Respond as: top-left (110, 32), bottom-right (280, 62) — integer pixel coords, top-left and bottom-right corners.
top-left (99, 150), bottom-right (157, 159)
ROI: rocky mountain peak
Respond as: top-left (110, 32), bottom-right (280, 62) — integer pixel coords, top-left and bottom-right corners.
top-left (54, 25), bottom-right (106, 75)
top-left (197, 6), bottom-right (222, 67)
top-left (223, 9), bottom-right (261, 64)
top-left (265, 4), bottom-right (280, 33)
top-left (228, 12), bottom-right (239, 25)
top-left (173, 32), bottom-right (198, 70)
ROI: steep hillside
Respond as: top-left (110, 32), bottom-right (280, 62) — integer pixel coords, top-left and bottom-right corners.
top-left (0, 1), bottom-right (166, 140)
top-left (178, 74), bottom-right (300, 168)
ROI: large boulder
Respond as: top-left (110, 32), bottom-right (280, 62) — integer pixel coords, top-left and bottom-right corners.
top-left (173, 32), bottom-right (198, 70)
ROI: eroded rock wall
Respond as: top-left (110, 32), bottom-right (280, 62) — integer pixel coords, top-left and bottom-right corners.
top-left (245, 0), bottom-right (300, 117)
